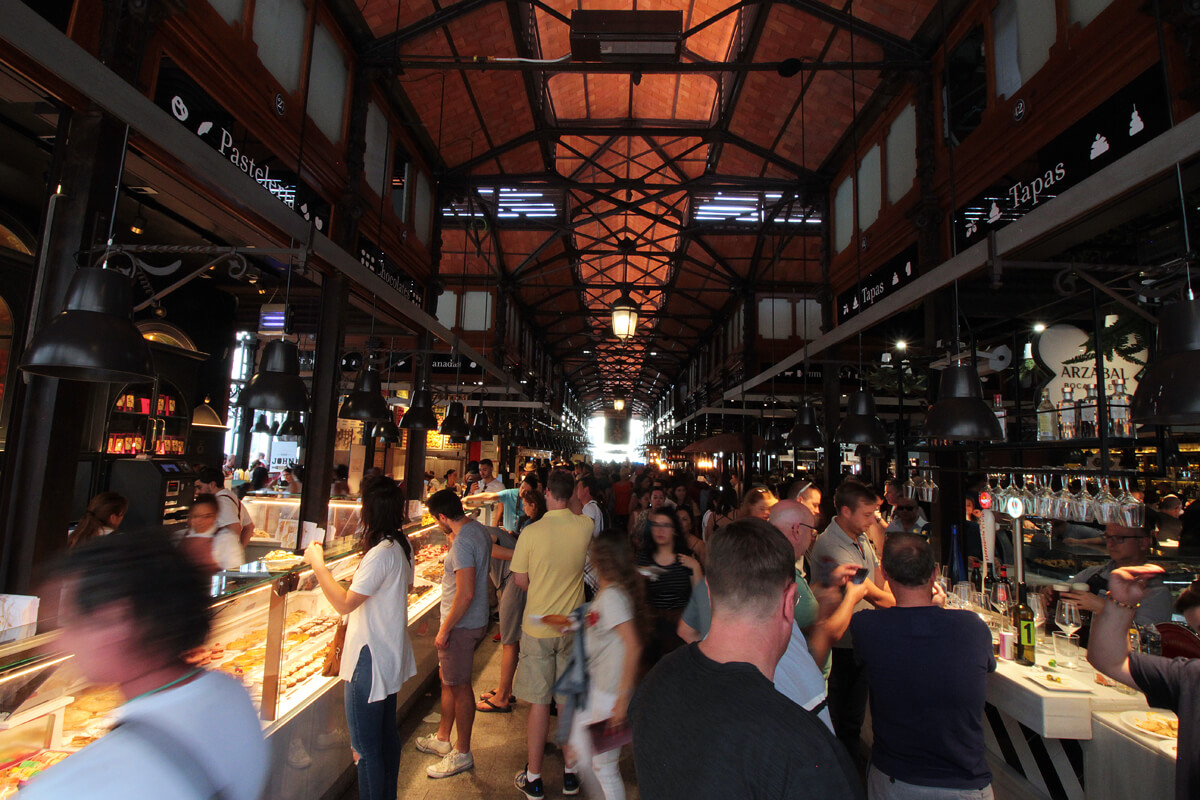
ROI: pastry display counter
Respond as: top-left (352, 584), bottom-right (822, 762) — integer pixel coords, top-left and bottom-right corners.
top-left (0, 519), bottom-right (446, 799)
top-left (242, 493), bottom-right (363, 552)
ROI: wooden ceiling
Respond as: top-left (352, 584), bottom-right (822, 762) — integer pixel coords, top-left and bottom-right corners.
top-left (351, 0), bottom-right (941, 415)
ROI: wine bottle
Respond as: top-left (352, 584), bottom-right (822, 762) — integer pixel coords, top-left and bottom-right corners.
top-left (949, 524), bottom-right (968, 586)
top-left (1013, 584), bottom-right (1036, 666)
top-left (1059, 386), bottom-right (1078, 439)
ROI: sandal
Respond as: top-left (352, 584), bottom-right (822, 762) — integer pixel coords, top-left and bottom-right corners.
top-left (479, 690), bottom-right (516, 703)
top-left (476, 698), bottom-right (514, 713)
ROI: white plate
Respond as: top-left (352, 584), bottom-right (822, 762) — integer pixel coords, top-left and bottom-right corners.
top-left (262, 556), bottom-right (302, 571)
top-left (1120, 709), bottom-right (1179, 740)
top-left (1024, 671), bottom-right (1091, 692)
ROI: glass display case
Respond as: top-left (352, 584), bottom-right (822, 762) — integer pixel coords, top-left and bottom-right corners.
top-left (242, 493), bottom-right (364, 550)
top-left (0, 519), bottom-right (445, 799)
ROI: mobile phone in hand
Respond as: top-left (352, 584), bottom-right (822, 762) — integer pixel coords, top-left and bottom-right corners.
top-left (851, 567), bottom-right (869, 585)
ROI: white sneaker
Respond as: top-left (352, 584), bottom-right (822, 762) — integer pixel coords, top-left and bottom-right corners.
top-left (426, 748), bottom-right (474, 778)
top-left (415, 734), bottom-right (452, 756)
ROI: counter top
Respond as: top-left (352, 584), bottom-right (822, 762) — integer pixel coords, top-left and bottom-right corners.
top-left (987, 653), bottom-right (1146, 740)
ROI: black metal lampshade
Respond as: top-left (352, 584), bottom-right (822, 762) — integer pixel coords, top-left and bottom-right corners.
top-left (252, 414), bottom-right (273, 435)
top-left (1132, 298), bottom-right (1200, 424)
top-left (339, 368), bottom-right (389, 421)
top-left (378, 419), bottom-right (401, 443)
top-left (439, 401), bottom-right (471, 437)
top-left (468, 409), bottom-right (492, 441)
top-left (789, 404), bottom-right (822, 448)
top-left (449, 432), bottom-right (468, 444)
top-left (924, 364), bottom-right (1003, 441)
top-left (836, 389), bottom-right (890, 445)
top-left (276, 412), bottom-right (305, 441)
top-left (399, 388), bottom-right (438, 430)
top-left (21, 268), bottom-right (155, 383)
top-left (192, 397), bottom-right (228, 429)
top-left (240, 339), bottom-right (309, 411)
top-left (764, 420), bottom-right (785, 452)
top-left (512, 424), bottom-right (529, 447)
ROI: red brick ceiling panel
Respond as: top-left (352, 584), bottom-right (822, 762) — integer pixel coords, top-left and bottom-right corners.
top-left (586, 74), bottom-right (631, 119)
top-left (361, 0), bottom-right (436, 38)
top-left (439, 229), bottom-right (501, 277)
top-left (446, 4), bottom-right (520, 58)
top-left (727, 71), bottom-right (803, 150)
top-left (495, 141), bottom-right (547, 174)
top-left (656, 136), bottom-right (709, 178)
top-left (499, 229), bottom-right (563, 265)
top-left (714, 146), bottom-right (765, 177)
top-left (463, 70), bottom-right (536, 154)
top-left (681, 0), bottom-right (741, 63)
top-left (855, 0), bottom-right (939, 38)
top-left (754, 5), bottom-right (834, 63)
top-left (548, 74), bottom-right (588, 120)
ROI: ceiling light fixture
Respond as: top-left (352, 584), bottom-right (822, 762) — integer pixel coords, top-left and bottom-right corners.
top-left (191, 396), bottom-right (228, 429)
top-left (611, 291), bottom-right (639, 341)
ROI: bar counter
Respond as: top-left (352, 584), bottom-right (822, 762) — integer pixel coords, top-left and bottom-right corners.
top-left (983, 641), bottom-right (1176, 800)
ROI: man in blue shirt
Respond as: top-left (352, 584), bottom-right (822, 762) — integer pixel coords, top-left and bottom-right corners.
top-left (851, 533), bottom-right (995, 799)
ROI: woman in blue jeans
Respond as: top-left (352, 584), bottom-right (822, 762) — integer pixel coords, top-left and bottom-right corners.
top-left (305, 478), bottom-right (416, 799)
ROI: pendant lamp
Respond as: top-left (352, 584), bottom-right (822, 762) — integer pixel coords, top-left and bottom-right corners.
top-left (449, 432), bottom-right (468, 445)
top-left (252, 414), bottom-right (273, 434)
top-left (1131, 297), bottom-right (1200, 424)
top-left (764, 419), bottom-right (785, 452)
top-left (469, 408), bottom-right (492, 441)
top-left (339, 368), bottom-right (389, 421)
top-left (789, 405), bottom-right (822, 448)
top-left (924, 363), bottom-right (1004, 441)
top-left (276, 412), bottom-right (305, 441)
top-left (399, 388), bottom-right (438, 430)
top-left (378, 419), bottom-right (401, 443)
top-left (439, 401), bottom-right (471, 438)
top-left (239, 340), bottom-right (309, 412)
top-left (836, 389), bottom-right (890, 445)
top-left (21, 268), bottom-right (155, 383)
top-left (192, 397), bottom-right (228, 429)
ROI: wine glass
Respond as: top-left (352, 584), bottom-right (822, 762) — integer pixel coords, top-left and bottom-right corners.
top-left (1020, 475), bottom-right (1038, 517)
top-left (904, 472), bottom-right (923, 500)
top-left (1035, 473), bottom-right (1056, 519)
top-left (990, 580), bottom-right (1011, 618)
top-left (1056, 599), bottom-right (1082, 638)
top-left (1029, 594), bottom-right (1046, 629)
top-left (1070, 479), bottom-right (1095, 524)
top-left (1117, 477), bottom-right (1145, 528)
top-left (1093, 479), bottom-right (1122, 524)
top-left (1052, 475), bottom-right (1075, 521)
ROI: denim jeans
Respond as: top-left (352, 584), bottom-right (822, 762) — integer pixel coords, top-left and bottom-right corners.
top-left (344, 646), bottom-right (401, 800)
top-left (868, 765), bottom-right (994, 800)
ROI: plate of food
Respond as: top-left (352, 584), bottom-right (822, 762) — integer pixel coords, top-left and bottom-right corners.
top-left (261, 550), bottom-right (303, 571)
top-left (1120, 709), bottom-right (1179, 740)
top-left (530, 614), bottom-right (577, 632)
top-left (1025, 671), bottom-right (1090, 692)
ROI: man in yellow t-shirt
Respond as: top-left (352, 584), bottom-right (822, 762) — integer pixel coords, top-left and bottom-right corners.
top-left (511, 469), bottom-right (593, 798)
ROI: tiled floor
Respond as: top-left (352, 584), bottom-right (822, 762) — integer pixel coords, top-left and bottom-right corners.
top-left (341, 633), bottom-right (641, 799)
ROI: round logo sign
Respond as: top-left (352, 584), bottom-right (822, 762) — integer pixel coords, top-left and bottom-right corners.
top-left (1013, 98), bottom-right (1026, 122)
top-left (274, 93), bottom-right (286, 117)
top-left (1005, 496), bottom-right (1024, 519)
top-left (978, 491), bottom-right (993, 510)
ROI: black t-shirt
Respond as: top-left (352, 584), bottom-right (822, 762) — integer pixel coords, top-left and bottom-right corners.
top-left (631, 643), bottom-right (863, 799)
top-left (850, 606), bottom-right (995, 789)
top-left (1130, 653), bottom-right (1200, 800)
top-left (637, 552), bottom-right (693, 610)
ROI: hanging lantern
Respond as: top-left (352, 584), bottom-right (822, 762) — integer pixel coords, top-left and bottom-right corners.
top-left (789, 404), bottom-right (822, 448)
top-left (836, 389), bottom-right (889, 445)
top-left (399, 388), bottom-right (438, 430)
top-left (240, 339), bottom-right (309, 412)
top-left (276, 411), bottom-right (306, 441)
top-left (610, 293), bottom-right (639, 341)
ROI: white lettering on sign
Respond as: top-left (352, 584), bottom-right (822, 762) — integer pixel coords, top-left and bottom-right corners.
top-left (217, 128), bottom-right (296, 207)
top-left (1007, 163), bottom-right (1066, 210)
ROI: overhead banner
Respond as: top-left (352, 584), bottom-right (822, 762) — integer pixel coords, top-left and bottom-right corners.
top-left (954, 65), bottom-right (1169, 252)
top-left (357, 234), bottom-right (421, 304)
top-left (836, 243), bottom-right (919, 325)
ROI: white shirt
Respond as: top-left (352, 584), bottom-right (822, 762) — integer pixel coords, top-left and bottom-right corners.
top-left (774, 621), bottom-right (834, 733)
top-left (581, 500), bottom-right (603, 537)
top-left (214, 488), bottom-right (251, 535)
top-left (20, 671), bottom-right (267, 800)
top-left (181, 528), bottom-right (244, 570)
top-left (342, 539), bottom-right (417, 702)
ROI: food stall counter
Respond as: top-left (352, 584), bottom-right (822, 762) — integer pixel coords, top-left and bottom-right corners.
top-left (1084, 710), bottom-right (1176, 800)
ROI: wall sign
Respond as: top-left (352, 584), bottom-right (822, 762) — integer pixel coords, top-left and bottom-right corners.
top-left (357, 234), bottom-right (421, 304)
top-left (1034, 322), bottom-right (1146, 401)
top-left (154, 57), bottom-right (330, 232)
top-left (954, 66), bottom-right (1169, 252)
top-left (836, 243), bottom-right (919, 325)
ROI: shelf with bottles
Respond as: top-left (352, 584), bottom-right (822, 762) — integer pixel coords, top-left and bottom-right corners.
top-left (104, 379), bottom-right (191, 457)
top-left (110, 385), bottom-right (155, 417)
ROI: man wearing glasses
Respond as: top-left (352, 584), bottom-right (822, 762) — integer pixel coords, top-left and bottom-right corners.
top-left (883, 500), bottom-right (927, 536)
top-left (1061, 522), bottom-right (1173, 628)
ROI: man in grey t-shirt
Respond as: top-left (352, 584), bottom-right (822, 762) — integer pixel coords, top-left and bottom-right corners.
top-left (418, 490), bottom-right (493, 778)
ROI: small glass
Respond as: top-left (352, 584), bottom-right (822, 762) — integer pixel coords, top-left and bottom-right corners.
top-left (1053, 632), bottom-right (1081, 669)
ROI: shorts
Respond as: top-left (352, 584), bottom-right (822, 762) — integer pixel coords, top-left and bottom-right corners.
top-left (438, 625), bottom-right (485, 686)
top-left (498, 582), bottom-right (527, 646)
top-left (867, 765), bottom-right (993, 800)
top-left (514, 631), bottom-right (573, 705)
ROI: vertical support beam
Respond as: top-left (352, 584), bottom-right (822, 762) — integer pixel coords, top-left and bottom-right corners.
top-left (0, 106), bottom-right (128, 593)
top-left (298, 273), bottom-right (348, 538)
top-left (235, 341), bottom-right (259, 469)
top-left (741, 288), bottom-right (757, 481)
top-left (822, 348), bottom-right (841, 507)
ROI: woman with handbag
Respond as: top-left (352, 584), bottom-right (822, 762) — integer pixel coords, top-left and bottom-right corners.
top-left (304, 478), bottom-right (415, 800)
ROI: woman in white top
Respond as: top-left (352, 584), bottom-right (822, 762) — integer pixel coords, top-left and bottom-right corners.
top-left (304, 478), bottom-right (416, 800)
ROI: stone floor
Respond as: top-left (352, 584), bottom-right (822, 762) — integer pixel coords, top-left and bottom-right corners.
top-left (338, 631), bottom-right (641, 799)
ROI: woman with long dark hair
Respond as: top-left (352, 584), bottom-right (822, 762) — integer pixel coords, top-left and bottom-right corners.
top-left (636, 508), bottom-right (702, 668)
top-left (68, 492), bottom-right (128, 549)
top-left (304, 478), bottom-right (415, 800)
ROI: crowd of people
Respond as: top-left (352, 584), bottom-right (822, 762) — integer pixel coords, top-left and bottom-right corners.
top-left (39, 460), bottom-right (1200, 800)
